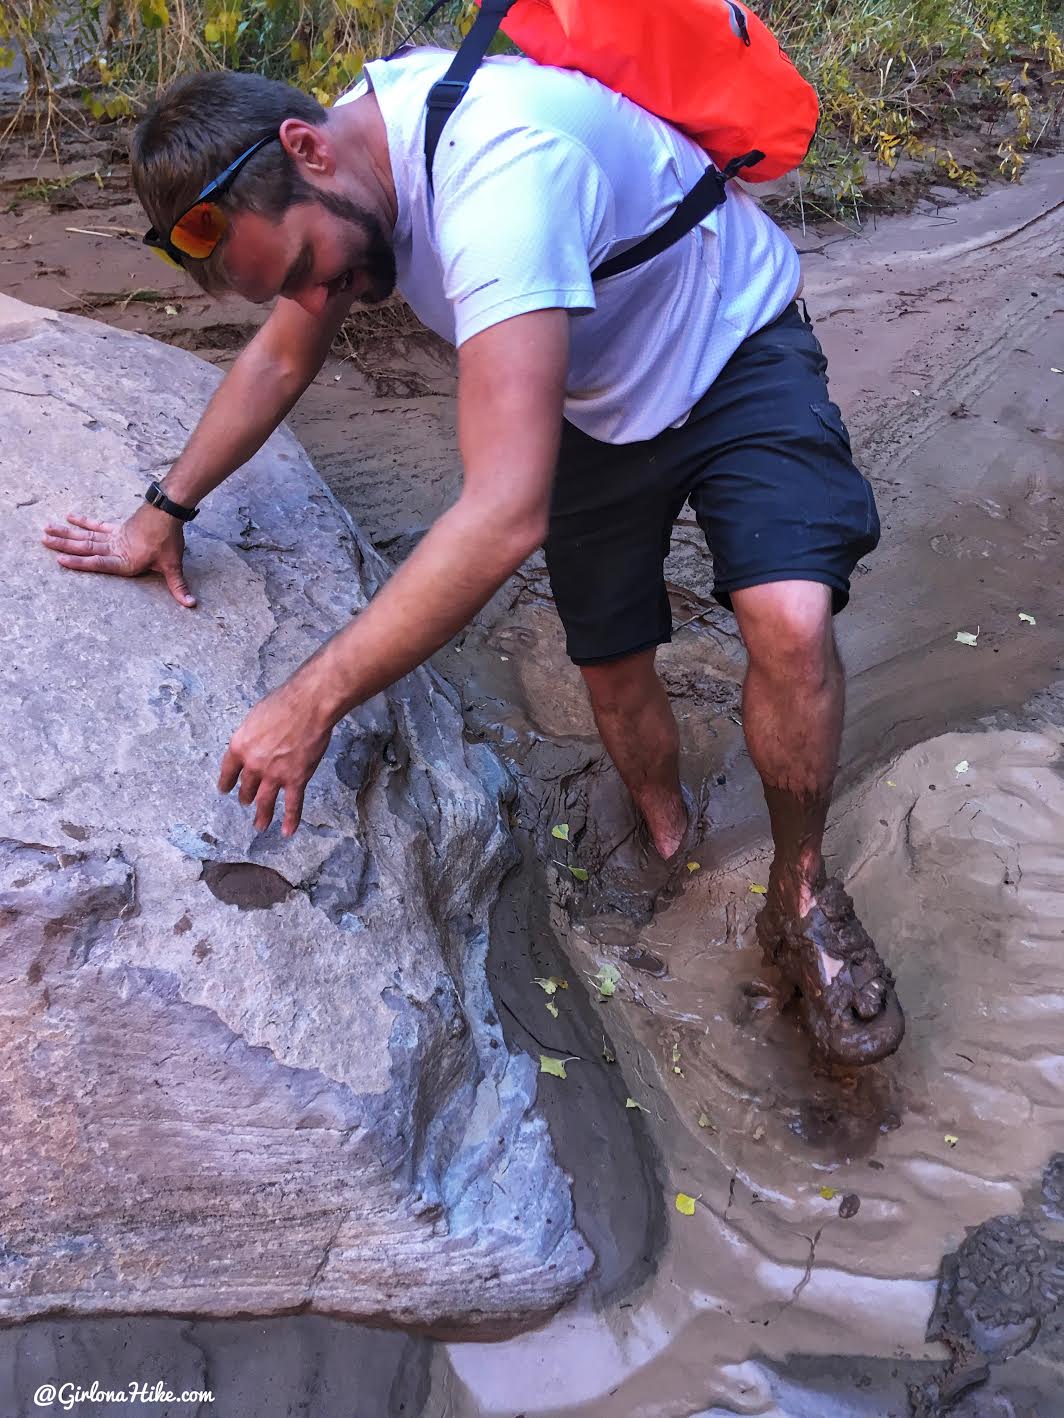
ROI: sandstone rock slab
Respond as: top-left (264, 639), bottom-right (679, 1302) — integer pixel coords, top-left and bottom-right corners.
top-left (0, 296), bottom-right (591, 1329)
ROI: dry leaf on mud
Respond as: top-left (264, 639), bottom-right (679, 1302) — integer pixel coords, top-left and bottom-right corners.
top-left (886, 779), bottom-right (898, 788)
top-left (545, 1000), bottom-right (559, 1019)
top-left (955, 760), bottom-right (970, 775)
top-left (539, 1055), bottom-right (569, 1079)
top-left (592, 964), bottom-right (620, 999)
top-left (675, 1192), bottom-right (697, 1216)
top-left (819, 1185), bottom-right (839, 1201)
top-left (749, 883), bottom-right (767, 895)
top-left (551, 823), bottom-right (570, 841)
top-left (626, 1097), bottom-right (649, 1112)
top-left (697, 1113), bottom-right (713, 1129)
top-left (686, 861), bottom-right (701, 873)
top-left (944, 1133), bottom-right (959, 1147)
top-left (955, 628), bottom-right (980, 647)
top-left (1018, 612), bottom-right (1036, 625)
top-left (534, 976), bottom-right (568, 995)
top-left (164, 303), bottom-right (179, 316)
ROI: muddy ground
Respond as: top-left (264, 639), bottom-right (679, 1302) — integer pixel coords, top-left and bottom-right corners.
top-left (2, 119), bottom-right (1064, 1417)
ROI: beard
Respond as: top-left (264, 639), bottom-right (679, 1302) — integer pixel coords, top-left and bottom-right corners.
top-left (314, 190), bottom-right (396, 305)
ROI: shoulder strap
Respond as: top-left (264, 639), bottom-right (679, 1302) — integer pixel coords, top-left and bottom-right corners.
top-left (421, 4), bottom-right (762, 279)
top-left (424, 0), bottom-right (516, 192)
top-left (590, 150), bottom-right (762, 282)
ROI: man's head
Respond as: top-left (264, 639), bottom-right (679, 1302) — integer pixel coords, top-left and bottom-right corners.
top-left (132, 70), bottom-right (396, 314)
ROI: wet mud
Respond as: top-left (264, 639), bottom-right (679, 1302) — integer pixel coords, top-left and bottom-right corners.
top-left (2, 109), bottom-right (1063, 1416)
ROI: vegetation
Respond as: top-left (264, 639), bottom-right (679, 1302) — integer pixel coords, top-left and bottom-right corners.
top-left (1, 0), bottom-right (1061, 213)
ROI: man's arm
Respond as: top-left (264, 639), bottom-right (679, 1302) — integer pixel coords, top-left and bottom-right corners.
top-left (219, 307), bottom-right (569, 835)
top-left (41, 293), bottom-right (351, 606)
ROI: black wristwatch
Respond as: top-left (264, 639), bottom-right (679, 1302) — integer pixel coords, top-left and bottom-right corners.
top-left (145, 480), bottom-right (198, 522)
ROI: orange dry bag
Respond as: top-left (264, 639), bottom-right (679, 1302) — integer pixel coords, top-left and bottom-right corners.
top-left (416, 0), bottom-right (817, 280)
top-left (472, 0), bottom-right (819, 182)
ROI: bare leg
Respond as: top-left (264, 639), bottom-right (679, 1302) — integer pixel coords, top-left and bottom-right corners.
top-left (732, 582), bottom-right (841, 880)
top-left (731, 582), bottom-right (842, 969)
top-left (732, 581), bottom-right (903, 1063)
top-left (580, 649), bottom-right (688, 859)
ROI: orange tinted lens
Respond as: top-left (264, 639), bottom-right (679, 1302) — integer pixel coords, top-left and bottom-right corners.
top-left (171, 201), bottom-right (227, 260)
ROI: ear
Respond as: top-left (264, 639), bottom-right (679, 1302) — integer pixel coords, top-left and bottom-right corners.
top-left (279, 118), bottom-right (335, 178)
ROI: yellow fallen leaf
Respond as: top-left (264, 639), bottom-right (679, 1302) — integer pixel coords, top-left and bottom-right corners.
top-left (819, 1185), bottom-right (839, 1200)
top-left (954, 760), bottom-right (970, 775)
top-left (551, 823), bottom-right (570, 841)
top-left (545, 1000), bottom-right (559, 1019)
top-left (539, 1055), bottom-right (568, 1079)
top-left (1018, 612), bottom-right (1036, 626)
top-left (955, 628), bottom-right (980, 647)
top-left (534, 976), bottom-right (568, 995)
top-left (697, 1112), bottom-right (712, 1129)
top-left (686, 860), bottom-right (701, 873)
top-left (675, 1192), bottom-right (697, 1216)
top-left (593, 964), bottom-right (620, 998)
top-left (886, 779), bottom-right (897, 788)
top-left (625, 1097), bottom-right (649, 1112)
top-left (749, 883), bottom-right (767, 895)
top-left (164, 303), bottom-right (179, 316)
top-left (944, 1133), bottom-right (959, 1148)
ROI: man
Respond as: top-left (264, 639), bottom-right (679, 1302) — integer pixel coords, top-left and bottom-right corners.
top-left (42, 48), bottom-right (904, 1065)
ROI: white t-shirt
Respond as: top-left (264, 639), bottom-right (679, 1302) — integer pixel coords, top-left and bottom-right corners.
top-left (336, 48), bottom-right (800, 444)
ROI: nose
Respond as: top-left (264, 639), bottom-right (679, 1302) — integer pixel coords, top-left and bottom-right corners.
top-left (291, 284), bottom-right (331, 318)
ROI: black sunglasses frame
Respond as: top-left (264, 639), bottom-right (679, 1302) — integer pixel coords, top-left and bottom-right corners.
top-left (143, 132), bottom-right (281, 267)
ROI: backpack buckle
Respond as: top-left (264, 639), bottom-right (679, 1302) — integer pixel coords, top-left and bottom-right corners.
top-left (426, 78), bottom-right (470, 113)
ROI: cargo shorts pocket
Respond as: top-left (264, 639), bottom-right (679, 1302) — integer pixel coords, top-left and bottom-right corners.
top-left (811, 400), bottom-right (879, 546)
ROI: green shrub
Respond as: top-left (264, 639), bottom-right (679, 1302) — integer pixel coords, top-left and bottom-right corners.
top-left (1, 0), bottom-right (1060, 209)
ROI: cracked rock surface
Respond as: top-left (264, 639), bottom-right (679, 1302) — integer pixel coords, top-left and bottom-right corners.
top-left (0, 295), bottom-right (591, 1330)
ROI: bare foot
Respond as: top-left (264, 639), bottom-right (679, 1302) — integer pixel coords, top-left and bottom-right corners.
top-left (639, 788), bottom-right (689, 861)
top-left (757, 873), bottom-right (905, 1066)
top-left (577, 785), bottom-right (700, 925)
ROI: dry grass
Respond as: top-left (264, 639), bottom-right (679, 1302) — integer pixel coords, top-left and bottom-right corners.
top-left (2, 0), bottom-right (1061, 211)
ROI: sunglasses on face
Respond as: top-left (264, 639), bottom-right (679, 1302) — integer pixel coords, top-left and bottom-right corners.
top-left (143, 132), bottom-right (280, 269)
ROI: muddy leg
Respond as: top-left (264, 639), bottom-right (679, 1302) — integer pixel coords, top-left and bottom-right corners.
top-left (732, 581), bottom-right (904, 1064)
top-left (580, 649), bottom-right (688, 859)
top-left (731, 582), bottom-right (841, 931)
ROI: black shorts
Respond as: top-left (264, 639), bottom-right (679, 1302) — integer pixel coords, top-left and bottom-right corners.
top-left (544, 302), bottom-right (881, 666)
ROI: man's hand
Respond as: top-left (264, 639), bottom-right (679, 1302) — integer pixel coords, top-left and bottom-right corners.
top-left (42, 502), bottom-right (197, 608)
top-left (218, 674), bottom-right (334, 836)
top-left (218, 308), bottom-right (569, 838)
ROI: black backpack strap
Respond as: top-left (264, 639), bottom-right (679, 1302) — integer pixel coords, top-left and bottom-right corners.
top-left (591, 149), bottom-right (763, 282)
top-left (424, 0), bottom-right (516, 192)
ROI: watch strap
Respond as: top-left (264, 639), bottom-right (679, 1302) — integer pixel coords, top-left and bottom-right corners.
top-left (145, 480), bottom-right (198, 522)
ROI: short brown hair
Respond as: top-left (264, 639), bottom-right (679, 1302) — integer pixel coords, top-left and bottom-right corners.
top-left (132, 70), bottom-right (327, 293)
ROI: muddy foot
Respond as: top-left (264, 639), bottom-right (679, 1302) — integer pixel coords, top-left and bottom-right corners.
top-left (582, 785), bottom-right (703, 926)
top-left (756, 874), bottom-right (905, 1067)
